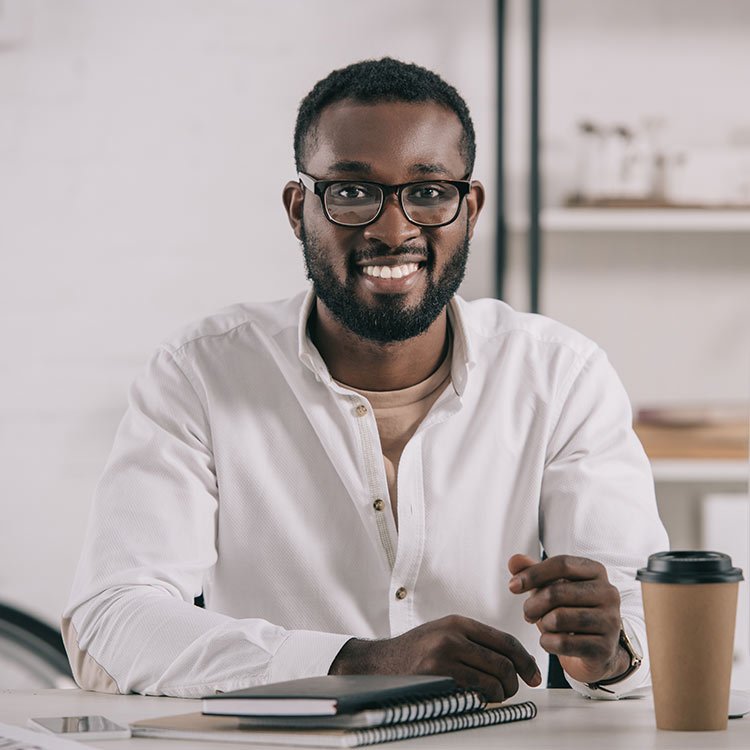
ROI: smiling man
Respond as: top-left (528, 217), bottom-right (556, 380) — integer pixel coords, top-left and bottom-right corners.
top-left (290, 98), bottom-right (476, 355)
top-left (63, 59), bottom-right (668, 702)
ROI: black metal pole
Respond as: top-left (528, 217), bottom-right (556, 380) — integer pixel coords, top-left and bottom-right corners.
top-left (495, 0), bottom-right (507, 301)
top-left (529, 0), bottom-right (542, 313)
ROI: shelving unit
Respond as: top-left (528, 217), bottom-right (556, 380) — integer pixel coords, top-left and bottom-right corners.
top-left (501, 2), bottom-right (749, 687)
top-left (509, 2), bottom-right (750, 304)
top-left (502, 1), bottom-right (750, 488)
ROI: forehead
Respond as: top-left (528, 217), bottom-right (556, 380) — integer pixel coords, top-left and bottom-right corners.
top-left (305, 100), bottom-right (466, 180)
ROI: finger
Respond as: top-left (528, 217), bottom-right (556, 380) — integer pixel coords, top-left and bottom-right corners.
top-left (510, 555), bottom-right (607, 593)
top-left (536, 606), bottom-right (617, 636)
top-left (539, 632), bottom-right (614, 663)
top-left (447, 663), bottom-right (508, 703)
top-left (507, 553), bottom-right (538, 577)
top-left (522, 579), bottom-right (619, 622)
top-left (462, 619), bottom-right (541, 687)
top-left (458, 640), bottom-right (520, 698)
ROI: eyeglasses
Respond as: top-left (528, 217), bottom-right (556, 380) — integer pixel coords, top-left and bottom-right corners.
top-left (298, 172), bottom-right (471, 228)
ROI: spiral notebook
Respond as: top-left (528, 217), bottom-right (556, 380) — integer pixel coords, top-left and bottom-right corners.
top-left (130, 701), bottom-right (537, 747)
top-left (236, 688), bottom-right (484, 729)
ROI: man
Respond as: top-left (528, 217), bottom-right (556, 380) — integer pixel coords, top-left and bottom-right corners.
top-left (63, 58), bottom-right (668, 701)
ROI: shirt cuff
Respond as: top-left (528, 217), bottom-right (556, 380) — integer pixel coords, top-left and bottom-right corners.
top-left (267, 630), bottom-right (354, 684)
top-left (565, 620), bottom-right (651, 701)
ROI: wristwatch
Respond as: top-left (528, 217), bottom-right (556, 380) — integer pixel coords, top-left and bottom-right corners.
top-left (586, 623), bottom-right (642, 693)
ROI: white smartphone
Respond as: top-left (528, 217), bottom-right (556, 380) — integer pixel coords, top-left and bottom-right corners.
top-left (27, 715), bottom-right (131, 740)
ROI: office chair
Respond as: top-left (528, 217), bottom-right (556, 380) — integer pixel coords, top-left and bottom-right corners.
top-left (538, 549), bottom-right (572, 689)
top-left (547, 654), bottom-right (571, 689)
top-left (0, 602), bottom-right (75, 688)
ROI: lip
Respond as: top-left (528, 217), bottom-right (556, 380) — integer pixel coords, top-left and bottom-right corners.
top-left (354, 255), bottom-right (427, 268)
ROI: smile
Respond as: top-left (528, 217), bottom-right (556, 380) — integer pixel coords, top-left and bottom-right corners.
top-left (356, 259), bottom-right (426, 294)
top-left (361, 262), bottom-right (420, 279)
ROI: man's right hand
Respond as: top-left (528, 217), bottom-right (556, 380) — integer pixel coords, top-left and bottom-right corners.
top-left (328, 615), bottom-right (541, 701)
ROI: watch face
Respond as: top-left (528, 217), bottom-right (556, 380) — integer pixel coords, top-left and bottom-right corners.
top-left (620, 625), bottom-right (642, 665)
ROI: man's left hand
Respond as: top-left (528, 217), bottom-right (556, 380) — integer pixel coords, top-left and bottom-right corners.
top-left (508, 554), bottom-right (629, 684)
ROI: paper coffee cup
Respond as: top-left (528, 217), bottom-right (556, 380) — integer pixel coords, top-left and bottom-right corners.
top-left (637, 551), bottom-right (743, 731)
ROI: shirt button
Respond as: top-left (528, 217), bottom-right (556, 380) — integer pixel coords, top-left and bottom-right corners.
top-left (373, 499), bottom-right (385, 512)
top-left (395, 587), bottom-right (407, 600)
top-left (355, 403), bottom-right (368, 417)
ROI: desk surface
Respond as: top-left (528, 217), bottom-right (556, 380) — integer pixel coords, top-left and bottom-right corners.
top-left (1, 687), bottom-right (748, 750)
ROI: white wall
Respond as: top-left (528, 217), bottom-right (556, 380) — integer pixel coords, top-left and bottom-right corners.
top-left (0, 0), bottom-right (496, 625)
top-left (1, 0), bottom-right (748, 629)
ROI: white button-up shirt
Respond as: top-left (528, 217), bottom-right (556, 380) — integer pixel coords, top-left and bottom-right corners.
top-left (63, 289), bottom-right (668, 699)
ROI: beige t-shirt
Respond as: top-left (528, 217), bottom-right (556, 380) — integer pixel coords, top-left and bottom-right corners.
top-left (338, 345), bottom-right (452, 529)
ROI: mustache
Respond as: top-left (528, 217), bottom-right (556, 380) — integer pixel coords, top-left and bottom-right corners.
top-left (352, 243), bottom-right (430, 264)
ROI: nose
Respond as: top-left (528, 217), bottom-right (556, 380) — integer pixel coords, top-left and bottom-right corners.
top-left (362, 194), bottom-right (422, 246)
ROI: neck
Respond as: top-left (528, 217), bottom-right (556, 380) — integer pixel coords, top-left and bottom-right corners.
top-left (310, 300), bottom-right (451, 391)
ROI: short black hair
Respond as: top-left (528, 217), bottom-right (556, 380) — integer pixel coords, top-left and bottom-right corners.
top-left (294, 57), bottom-right (476, 175)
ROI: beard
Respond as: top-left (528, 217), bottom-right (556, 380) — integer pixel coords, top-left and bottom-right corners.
top-left (300, 221), bottom-right (470, 344)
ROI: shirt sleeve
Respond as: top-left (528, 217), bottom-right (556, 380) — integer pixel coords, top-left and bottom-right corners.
top-left (62, 347), bottom-right (351, 698)
top-left (540, 347), bottom-right (669, 699)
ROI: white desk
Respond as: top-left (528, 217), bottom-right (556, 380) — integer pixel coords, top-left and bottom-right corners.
top-left (1, 687), bottom-right (748, 750)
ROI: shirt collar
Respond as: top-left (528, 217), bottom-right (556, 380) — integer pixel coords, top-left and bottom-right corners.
top-left (297, 287), bottom-right (330, 383)
top-left (297, 286), bottom-right (475, 396)
top-left (446, 296), bottom-right (475, 396)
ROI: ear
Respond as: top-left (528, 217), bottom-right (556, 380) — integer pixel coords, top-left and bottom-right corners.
top-left (466, 180), bottom-right (485, 239)
top-left (283, 180), bottom-right (305, 240)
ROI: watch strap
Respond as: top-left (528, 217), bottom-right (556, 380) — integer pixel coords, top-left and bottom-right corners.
top-left (586, 624), bottom-right (642, 693)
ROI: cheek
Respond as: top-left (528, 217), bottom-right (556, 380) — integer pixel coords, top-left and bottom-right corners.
top-left (431, 230), bottom-right (463, 266)
top-left (326, 232), bottom-right (355, 271)
top-left (306, 218), bottom-right (356, 270)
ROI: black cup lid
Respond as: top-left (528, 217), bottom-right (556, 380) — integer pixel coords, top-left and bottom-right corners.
top-left (636, 550), bottom-right (744, 584)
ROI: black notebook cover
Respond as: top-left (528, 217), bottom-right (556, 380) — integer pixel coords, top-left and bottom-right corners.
top-left (203, 675), bottom-right (457, 716)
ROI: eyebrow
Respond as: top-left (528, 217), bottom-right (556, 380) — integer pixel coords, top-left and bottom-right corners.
top-left (324, 161), bottom-right (454, 178)
top-left (411, 162), bottom-right (452, 176)
top-left (326, 160), bottom-right (372, 175)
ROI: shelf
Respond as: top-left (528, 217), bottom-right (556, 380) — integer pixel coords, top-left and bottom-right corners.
top-left (650, 459), bottom-right (749, 483)
top-left (509, 208), bottom-right (750, 233)
top-left (635, 416), bottom-right (749, 483)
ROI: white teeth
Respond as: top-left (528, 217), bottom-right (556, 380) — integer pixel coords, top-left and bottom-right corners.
top-left (362, 263), bottom-right (419, 279)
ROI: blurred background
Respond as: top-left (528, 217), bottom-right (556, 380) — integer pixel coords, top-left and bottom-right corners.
top-left (1, 0), bottom-right (748, 689)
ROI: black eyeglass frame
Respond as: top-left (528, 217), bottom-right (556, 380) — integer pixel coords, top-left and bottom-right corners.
top-left (297, 172), bottom-right (472, 228)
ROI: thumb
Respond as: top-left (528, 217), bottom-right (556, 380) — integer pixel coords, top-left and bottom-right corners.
top-left (508, 553), bottom-right (539, 576)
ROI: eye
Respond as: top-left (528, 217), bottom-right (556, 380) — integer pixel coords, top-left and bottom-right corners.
top-left (407, 183), bottom-right (450, 203)
top-left (329, 183), bottom-right (378, 202)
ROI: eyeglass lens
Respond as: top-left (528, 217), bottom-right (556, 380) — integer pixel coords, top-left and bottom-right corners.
top-left (323, 181), bottom-right (461, 226)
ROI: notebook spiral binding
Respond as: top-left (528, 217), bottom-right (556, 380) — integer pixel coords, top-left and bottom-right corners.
top-left (376, 689), bottom-right (484, 724)
top-left (352, 700), bottom-right (537, 746)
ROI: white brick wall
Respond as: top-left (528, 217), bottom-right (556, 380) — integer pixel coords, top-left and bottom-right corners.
top-left (0, 0), bottom-right (496, 625)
